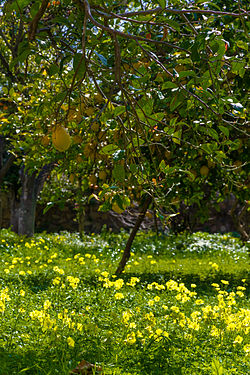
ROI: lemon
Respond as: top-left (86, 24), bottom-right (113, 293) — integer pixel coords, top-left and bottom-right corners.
top-left (52, 126), bottom-right (71, 152)
top-left (73, 135), bottom-right (82, 144)
top-left (41, 135), bottom-right (50, 146)
top-left (99, 170), bottom-right (107, 180)
top-left (88, 174), bottom-right (97, 185)
top-left (69, 174), bottom-right (75, 183)
top-left (112, 202), bottom-right (124, 214)
top-left (200, 165), bottom-right (209, 177)
top-left (85, 107), bottom-right (95, 116)
top-left (92, 122), bottom-right (100, 132)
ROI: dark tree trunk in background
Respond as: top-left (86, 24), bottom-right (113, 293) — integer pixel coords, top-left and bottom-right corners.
top-left (10, 164), bottom-right (54, 237)
top-left (115, 195), bottom-right (152, 275)
top-left (18, 169), bottom-right (37, 236)
top-left (0, 154), bottom-right (16, 185)
top-left (231, 199), bottom-right (249, 242)
top-left (0, 136), bottom-right (16, 185)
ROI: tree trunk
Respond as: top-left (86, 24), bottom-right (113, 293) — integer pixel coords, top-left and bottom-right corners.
top-left (10, 190), bottom-right (19, 233)
top-left (115, 195), bottom-right (152, 275)
top-left (230, 199), bottom-right (249, 242)
top-left (18, 169), bottom-right (37, 236)
top-left (78, 205), bottom-right (85, 239)
top-left (0, 154), bottom-right (16, 186)
top-left (0, 136), bottom-right (16, 186)
top-left (10, 164), bottom-right (54, 237)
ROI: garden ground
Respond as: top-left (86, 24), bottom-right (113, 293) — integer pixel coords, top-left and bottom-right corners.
top-left (0, 229), bottom-right (249, 374)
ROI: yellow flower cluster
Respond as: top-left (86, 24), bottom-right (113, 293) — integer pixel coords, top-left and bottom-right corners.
top-left (0, 287), bottom-right (10, 313)
top-left (67, 276), bottom-right (80, 289)
top-left (29, 306), bottom-right (56, 332)
top-left (99, 274), bottom-right (124, 290)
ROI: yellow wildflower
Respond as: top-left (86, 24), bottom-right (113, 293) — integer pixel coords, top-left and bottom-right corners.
top-left (67, 337), bottom-right (75, 347)
top-left (233, 335), bottom-right (243, 345)
top-left (114, 292), bottom-right (124, 300)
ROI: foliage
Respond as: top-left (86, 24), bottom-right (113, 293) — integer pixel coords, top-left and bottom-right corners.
top-left (0, 229), bottom-right (249, 374)
top-left (0, 0), bottom-right (249, 226)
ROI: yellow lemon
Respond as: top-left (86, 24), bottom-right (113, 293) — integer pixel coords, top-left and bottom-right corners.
top-left (112, 202), bottom-right (124, 214)
top-left (52, 126), bottom-right (71, 152)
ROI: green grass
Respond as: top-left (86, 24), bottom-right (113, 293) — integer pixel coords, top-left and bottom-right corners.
top-left (0, 229), bottom-right (249, 374)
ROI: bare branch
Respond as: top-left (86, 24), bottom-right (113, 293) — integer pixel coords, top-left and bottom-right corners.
top-left (82, 0), bottom-right (188, 52)
top-left (119, 7), bottom-right (249, 18)
top-left (113, 34), bottom-right (121, 87)
top-left (82, 8), bottom-right (88, 56)
top-left (93, 9), bottom-right (164, 26)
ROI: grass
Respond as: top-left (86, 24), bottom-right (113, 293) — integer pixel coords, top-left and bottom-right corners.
top-left (0, 229), bottom-right (249, 374)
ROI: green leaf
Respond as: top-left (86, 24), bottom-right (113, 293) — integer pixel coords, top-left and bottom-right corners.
top-left (178, 70), bottom-right (196, 78)
top-left (172, 129), bottom-right (182, 144)
top-left (100, 144), bottom-right (119, 155)
top-left (218, 126), bottom-right (229, 138)
top-left (207, 128), bottom-right (219, 141)
top-left (236, 40), bottom-right (248, 50)
top-left (112, 164), bottom-right (125, 182)
top-left (159, 159), bottom-right (166, 171)
top-left (191, 43), bottom-right (200, 61)
top-left (162, 82), bottom-right (178, 89)
top-left (165, 19), bottom-right (180, 32)
top-left (113, 106), bottom-right (126, 117)
top-left (157, 0), bottom-right (166, 8)
top-left (43, 202), bottom-right (54, 214)
top-left (73, 53), bottom-right (86, 78)
top-left (132, 137), bottom-right (144, 148)
top-left (170, 93), bottom-right (184, 112)
top-left (49, 64), bottom-right (59, 76)
top-left (231, 61), bottom-right (245, 75)
top-left (94, 51), bottom-right (108, 66)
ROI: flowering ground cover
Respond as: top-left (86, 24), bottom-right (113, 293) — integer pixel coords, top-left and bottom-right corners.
top-left (0, 229), bottom-right (249, 374)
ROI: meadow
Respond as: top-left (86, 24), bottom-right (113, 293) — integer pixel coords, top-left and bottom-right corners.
top-left (0, 229), bottom-right (249, 374)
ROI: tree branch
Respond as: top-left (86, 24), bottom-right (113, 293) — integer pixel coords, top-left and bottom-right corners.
top-left (81, 0), bottom-right (188, 52)
top-left (28, 0), bottom-right (50, 41)
top-left (0, 51), bottom-right (15, 81)
top-left (119, 7), bottom-right (249, 18)
top-left (0, 29), bottom-right (13, 52)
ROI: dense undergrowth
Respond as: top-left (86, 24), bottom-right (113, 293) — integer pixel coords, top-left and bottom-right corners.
top-left (0, 229), bottom-right (249, 374)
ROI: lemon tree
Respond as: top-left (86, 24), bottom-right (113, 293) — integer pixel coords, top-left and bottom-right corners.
top-left (0, 0), bottom-right (249, 264)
